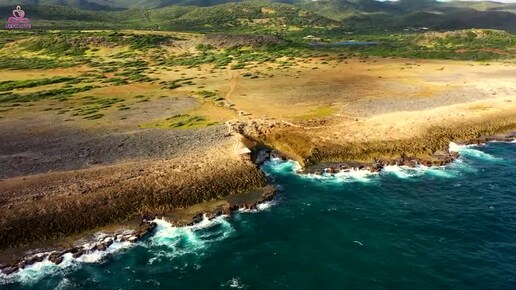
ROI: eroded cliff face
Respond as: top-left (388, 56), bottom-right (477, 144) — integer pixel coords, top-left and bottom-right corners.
top-left (0, 150), bottom-right (267, 250)
top-left (231, 112), bottom-right (516, 168)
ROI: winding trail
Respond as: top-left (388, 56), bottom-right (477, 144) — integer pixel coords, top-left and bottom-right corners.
top-left (225, 73), bottom-right (238, 104)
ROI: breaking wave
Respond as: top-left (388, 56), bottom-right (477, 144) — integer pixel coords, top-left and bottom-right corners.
top-left (381, 164), bottom-right (462, 179)
top-left (449, 142), bottom-right (501, 161)
top-left (261, 157), bottom-right (302, 175)
top-left (149, 215), bottom-right (234, 258)
top-left (1, 202), bottom-right (276, 287)
top-left (261, 141), bottom-right (512, 182)
top-left (0, 239), bottom-right (134, 286)
top-left (302, 169), bottom-right (378, 183)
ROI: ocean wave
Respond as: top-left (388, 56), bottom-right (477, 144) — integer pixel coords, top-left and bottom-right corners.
top-left (0, 239), bottom-right (134, 286)
top-left (449, 142), bottom-right (501, 161)
top-left (262, 142), bottom-right (506, 182)
top-left (1, 204), bottom-right (276, 286)
top-left (148, 215), bottom-right (234, 258)
top-left (301, 169), bottom-right (378, 183)
top-left (261, 157), bottom-right (302, 174)
top-left (262, 158), bottom-right (378, 183)
top-left (381, 165), bottom-right (459, 179)
top-left (238, 200), bottom-right (276, 213)
top-left (1, 217), bottom-right (235, 286)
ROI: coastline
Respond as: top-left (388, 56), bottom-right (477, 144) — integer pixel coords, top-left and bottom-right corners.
top-left (0, 54), bottom-right (514, 278)
top-left (1, 113), bottom-right (515, 276)
top-left (0, 185), bottom-right (275, 276)
top-left (1, 135), bottom-right (515, 278)
top-left (0, 127), bottom-right (268, 253)
top-left (232, 109), bottom-right (516, 169)
top-left (1, 116), bottom-right (515, 269)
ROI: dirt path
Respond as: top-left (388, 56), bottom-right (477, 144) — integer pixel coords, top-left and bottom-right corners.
top-left (225, 73), bottom-right (238, 104)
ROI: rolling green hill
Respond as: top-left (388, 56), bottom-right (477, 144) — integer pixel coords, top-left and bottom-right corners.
top-left (1, 0), bottom-right (515, 32)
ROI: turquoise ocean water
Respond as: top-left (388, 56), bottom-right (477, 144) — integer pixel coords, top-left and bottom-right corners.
top-left (1, 141), bottom-right (515, 289)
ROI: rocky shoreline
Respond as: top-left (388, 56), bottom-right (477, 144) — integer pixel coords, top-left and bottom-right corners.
top-left (0, 186), bottom-right (275, 276)
top-left (1, 125), bottom-right (513, 277)
top-left (0, 221), bottom-right (158, 276)
top-left (303, 133), bottom-right (515, 176)
top-left (230, 115), bottom-right (516, 168)
top-left (251, 132), bottom-right (515, 178)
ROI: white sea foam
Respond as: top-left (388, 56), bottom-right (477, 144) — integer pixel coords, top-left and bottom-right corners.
top-left (302, 169), bottom-right (377, 183)
top-left (1, 216), bottom-right (235, 285)
top-left (149, 215), bottom-right (233, 257)
top-left (0, 238), bottom-right (135, 286)
top-left (449, 142), bottom-right (500, 161)
top-left (257, 200), bottom-right (274, 211)
top-left (1, 211), bottom-right (264, 285)
top-left (262, 151), bottom-right (474, 182)
top-left (238, 200), bottom-right (276, 213)
top-left (382, 165), bottom-right (456, 179)
top-left (223, 277), bottom-right (247, 289)
top-left (262, 157), bottom-right (302, 174)
top-left (382, 165), bottom-right (423, 178)
top-left (424, 166), bottom-right (455, 178)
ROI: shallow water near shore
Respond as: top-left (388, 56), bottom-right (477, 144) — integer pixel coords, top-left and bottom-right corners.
top-left (1, 142), bottom-right (515, 289)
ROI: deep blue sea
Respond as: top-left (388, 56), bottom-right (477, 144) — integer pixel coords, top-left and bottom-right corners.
top-left (1, 142), bottom-right (515, 290)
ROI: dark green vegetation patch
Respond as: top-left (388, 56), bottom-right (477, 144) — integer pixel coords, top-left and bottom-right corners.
top-left (0, 86), bottom-right (98, 103)
top-left (0, 77), bottom-right (75, 92)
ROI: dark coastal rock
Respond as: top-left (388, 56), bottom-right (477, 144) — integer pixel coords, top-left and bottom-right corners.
top-left (88, 245), bottom-right (98, 253)
top-left (222, 205), bottom-right (232, 215)
top-left (141, 214), bottom-right (156, 222)
top-left (188, 213), bottom-right (204, 226)
top-left (403, 160), bottom-right (413, 167)
top-left (339, 164), bottom-right (350, 170)
top-left (120, 234), bottom-right (133, 242)
top-left (72, 250), bottom-right (84, 259)
top-left (104, 238), bottom-right (114, 247)
top-left (206, 210), bottom-right (224, 220)
top-left (63, 247), bottom-right (81, 255)
top-left (261, 190), bottom-right (275, 202)
top-left (1, 265), bottom-right (19, 275)
top-left (97, 243), bottom-right (108, 252)
top-left (370, 160), bottom-right (384, 172)
top-left (48, 252), bottom-right (64, 265)
top-left (24, 254), bottom-right (45, 266)
top-left (17, 260), bottom-right (27, 269)
top-left (370, 166), bottom-right (382, 173)
top-left (135, 222), bottom-right (157, 239)
top-left (242, 203), bottom-right (258, 210)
